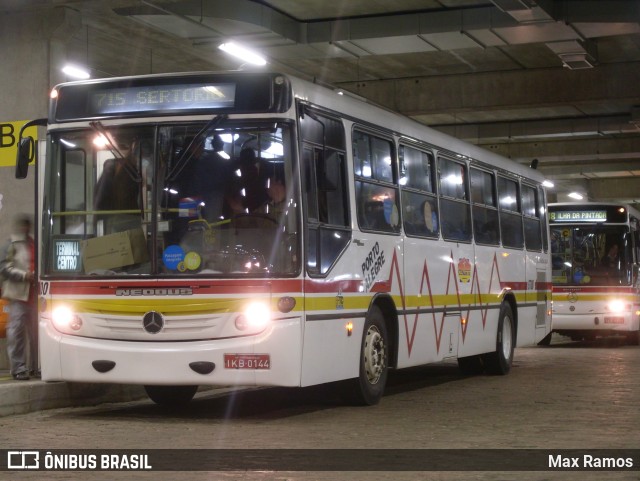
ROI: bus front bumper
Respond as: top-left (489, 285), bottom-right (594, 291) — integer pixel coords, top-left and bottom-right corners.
top-left (552, 312), bottom-right (638, 333)
top-left (39, 317), bottom-right (302, 387)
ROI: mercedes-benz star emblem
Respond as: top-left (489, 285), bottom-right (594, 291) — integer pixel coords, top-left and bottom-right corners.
top-left (142, 311), bottom-right (164, 334)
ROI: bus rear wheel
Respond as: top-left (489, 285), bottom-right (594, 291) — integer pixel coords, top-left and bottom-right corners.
top-left (144, 385), bottom-right (198, 407)
top-left (345, 306), bottom-right (389, 406)
top-left (482, 303), bottom-right (515, 375)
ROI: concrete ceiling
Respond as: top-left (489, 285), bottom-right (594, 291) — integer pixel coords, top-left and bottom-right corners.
top-left (6, 0), bottom-right (640, 205)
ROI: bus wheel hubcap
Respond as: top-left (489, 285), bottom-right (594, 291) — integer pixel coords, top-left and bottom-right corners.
top-left (364, 325), bottom-right (385, 385)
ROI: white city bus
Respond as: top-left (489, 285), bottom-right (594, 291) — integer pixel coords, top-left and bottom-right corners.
top-left (17, 71), bottom-right (552, 406)
top-left (549, 202), bottom-right (640, 344)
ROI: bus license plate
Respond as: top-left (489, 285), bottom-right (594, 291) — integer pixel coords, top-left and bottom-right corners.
top-left (224, 354), bottom-right (270, 370)
top-left (604, 316), bottom-right (624, 324)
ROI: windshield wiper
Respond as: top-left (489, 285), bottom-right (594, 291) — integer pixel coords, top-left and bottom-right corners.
top-left (167, 114), bottom-right (227, 181)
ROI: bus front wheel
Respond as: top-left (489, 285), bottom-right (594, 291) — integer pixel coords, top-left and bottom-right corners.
top-left (144, 385), bottom-right (198, 407)
top-left (482, 303), bottom-right (515, 375)
top-left (345, 306), bottom-right (389, 405)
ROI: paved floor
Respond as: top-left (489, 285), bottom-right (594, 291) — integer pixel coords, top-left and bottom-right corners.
top-left (0, 334), bottom-right (638, 480)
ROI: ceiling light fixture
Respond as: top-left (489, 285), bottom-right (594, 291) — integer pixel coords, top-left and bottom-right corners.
top-left (542, 180), bottom-right (555, 188)
top-left (218, 42), bottom-right (267, 66)
top-left (62, 64), bottom-right (91, 80)
top-left (568, 192), bottom-right (584, 200)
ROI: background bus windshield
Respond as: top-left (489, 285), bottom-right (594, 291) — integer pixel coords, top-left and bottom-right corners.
top-left (43, 122), bottom-right (298, 277)
top-left (551, 225), bottom-right (631, 286)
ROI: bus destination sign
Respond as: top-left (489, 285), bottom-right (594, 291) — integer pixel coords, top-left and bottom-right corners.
top-left (549, 210), bottom-right (607, 222)
top-left (89, 83), bottom-right (236, 115)
top-left (53, 238), bottom-right (82, 273)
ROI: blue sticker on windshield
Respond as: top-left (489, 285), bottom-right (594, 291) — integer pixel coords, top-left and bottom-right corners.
top-left (163, 245), bottom-right (185, 270)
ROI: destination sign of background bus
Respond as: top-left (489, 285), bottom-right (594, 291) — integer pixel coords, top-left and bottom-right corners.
top-left (549, 210), bottom-right (607, 222)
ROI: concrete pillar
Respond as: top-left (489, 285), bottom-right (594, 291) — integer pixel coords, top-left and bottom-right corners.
top-left (0, 6), bottom-right (81, 370)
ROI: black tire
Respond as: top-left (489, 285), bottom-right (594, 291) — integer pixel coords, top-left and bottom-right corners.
top-left (457, 354), bottom-right (485, 375)
top-left (144, 385), bottom-right (198, 407)
top-left (482, 303), bottom-right (515, 375)
top-left (626, 330), bottom-right (640, 346)
top-left (344, 305), bottom-right (389, 405)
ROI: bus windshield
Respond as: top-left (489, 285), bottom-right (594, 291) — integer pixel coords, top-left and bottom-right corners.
top-left (43, 121), bottom-right (299, 277)
top-left (551, 225), bottom-right (631, 286)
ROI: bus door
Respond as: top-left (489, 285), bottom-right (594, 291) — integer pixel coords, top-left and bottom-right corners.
top-left (523, 184), bottom-right (550, 344)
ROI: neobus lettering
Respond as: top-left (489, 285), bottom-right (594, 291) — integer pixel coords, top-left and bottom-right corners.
top-left (115, 288), bottom-right (193, 296)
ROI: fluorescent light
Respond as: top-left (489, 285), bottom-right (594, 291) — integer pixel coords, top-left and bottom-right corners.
top-left (62, 64), bottom-right (90, 80)
top-left (568, 192), bottom-right (584, 200)
top-left (542, 180), bottom-right (554, 188)
top-left (218, 42), bottom-right (267, 66)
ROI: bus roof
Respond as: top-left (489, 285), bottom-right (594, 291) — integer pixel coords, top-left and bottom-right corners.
top-left (51, 70), bottom-right (546, 184)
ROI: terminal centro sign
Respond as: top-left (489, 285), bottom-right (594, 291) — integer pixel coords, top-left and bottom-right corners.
top-left (0, 121), bottom-right (39, 167)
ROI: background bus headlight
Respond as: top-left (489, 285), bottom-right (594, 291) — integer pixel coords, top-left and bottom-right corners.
top-left (607, 300), bottom-right (627, 313)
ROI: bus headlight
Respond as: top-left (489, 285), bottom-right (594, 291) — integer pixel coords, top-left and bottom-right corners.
top-left (52, 305), bottom-right (83, 332)
top-left (607, 300), bottom-right (627, 313)
top-left (235, 301), bottom-right (271, 331)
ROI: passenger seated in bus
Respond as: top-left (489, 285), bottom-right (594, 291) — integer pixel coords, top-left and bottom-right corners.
top-left (224, 148), bottom-right (269, 216)
top-left (255, 173), bottom-right (287, 220)
top-left (601, 243), bottom-right (619, 270)
top-left (403, 199), bottom-right (437, 236)
top-left (422, 199), bottom-right (437, 234)
top-left (362, 201), bottom-right (386, 230)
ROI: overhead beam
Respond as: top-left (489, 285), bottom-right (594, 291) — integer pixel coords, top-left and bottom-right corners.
top-left (433, 115), bottom-right (639, 143)
top-left (336, 62), bottom-right (640, 117)
top-left (587, 177), bottom-right (640, 201)
top-left (533, 158), bottom-right (640, 178)
top-left (479, 136), bottom-right (640, 163)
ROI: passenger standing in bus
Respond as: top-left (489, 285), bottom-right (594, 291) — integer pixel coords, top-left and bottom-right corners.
top-left (94, 145), bottom-right (140, 212)
top-left (176, 136), bottom-right (231, 222)
top-left (94, 139), bottom-right (142, 233)
top-left (0, 215), bottom-right (37, 380)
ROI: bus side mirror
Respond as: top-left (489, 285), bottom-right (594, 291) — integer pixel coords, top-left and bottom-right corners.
top-left (15, 137), bottom-right (35, 179)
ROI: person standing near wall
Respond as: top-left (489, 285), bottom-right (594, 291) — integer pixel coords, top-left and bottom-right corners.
top-left (0, 215), bottom-right (36, 380)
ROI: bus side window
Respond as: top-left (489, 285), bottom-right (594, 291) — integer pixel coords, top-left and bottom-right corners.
top-left (399, 144), bottom-right (438, 237)
top-left (498, 175), bottom-right (523, 248)
top-left (438, 157), bottom-right (471, 242)
top-left (539, 186), bottom-right (549, 252)
top-left (522, 184), bottom-right (542, 251)
top-left (353, 129), bottom-right (399, 234)
top-left (470, 167), bottom-right (499, 245)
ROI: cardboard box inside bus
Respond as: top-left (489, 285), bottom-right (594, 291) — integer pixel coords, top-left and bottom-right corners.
top-left (81, 228), bottom-right (148, 272)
